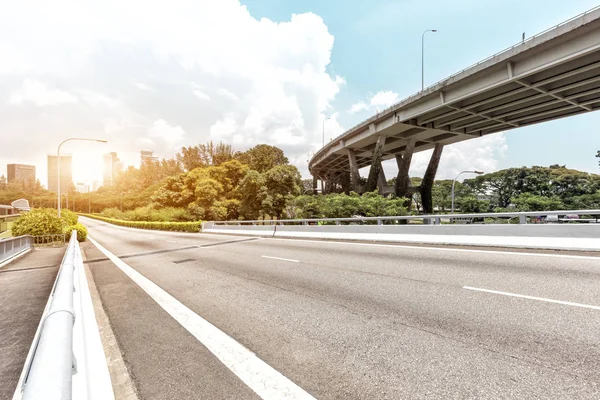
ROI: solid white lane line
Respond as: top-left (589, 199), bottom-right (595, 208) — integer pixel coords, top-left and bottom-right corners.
top-left (265, 237), bottom-right (600, 261)
top-left (261, 255), bottom-right (300, 263)
top-left (463, 286), bottom-right (600, 311)
top-left (88, 236), bottom-right (314, 400)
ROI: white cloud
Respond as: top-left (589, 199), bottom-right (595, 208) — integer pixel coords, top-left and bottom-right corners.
top-left (148, 119), bottom-right (187, 149)
top-left (9, 79), bottom-right (77, 106)
top-left (348, 90), bottom-right (399, 115)
top-left (193, 90), bottom-right (211, 101)
top-left (370, 90), bottom-right (398, 108)
top-left (217, 88), bottom-right (239, 100)
top-left (0, 0), bottom-right (345, 184)
top-left (348, 101), bottom-right (368, 114)
top-left (404, 133), bottom-right (508, 180)
top-left (134, 82), bottom-right (155, 92)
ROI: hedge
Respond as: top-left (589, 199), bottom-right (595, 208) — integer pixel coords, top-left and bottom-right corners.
top-left (78, 213), bottom-right (202, 232)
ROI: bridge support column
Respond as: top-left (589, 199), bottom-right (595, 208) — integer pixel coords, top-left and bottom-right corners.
top-left (347, 149), bottom-right (361, 193)
top-left (312, 175), bottom-right (318, 194)
top-left (365, 135), bottom-right (386, 193)
top-left (420, 143), bottom-right (444, 216)
top-left (395, 139), bottom-right (416, 199)
top-left (341, 171), bottom-right (351, 194)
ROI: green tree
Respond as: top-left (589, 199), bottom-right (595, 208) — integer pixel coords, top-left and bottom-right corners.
top-left (235, 144), bottom-right (289, 173)
top-left (511, 193), bottom-right (564, 211)
top-left (237, 170), bottom-right (266, 220)
top-left (261, 165), bottom-right (302, 219)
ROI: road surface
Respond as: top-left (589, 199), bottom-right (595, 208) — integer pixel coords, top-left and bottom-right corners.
top-left (80, 216), bottom-right (600, 399)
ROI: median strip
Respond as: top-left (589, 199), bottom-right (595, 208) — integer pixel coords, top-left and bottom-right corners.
top-left (463, 286), bottom-right (600, 311)
top-left (88, 236), bottom-right (315, 400)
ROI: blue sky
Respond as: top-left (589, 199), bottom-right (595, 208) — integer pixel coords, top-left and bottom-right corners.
top-left (243, 0), bottom-right (600, 173)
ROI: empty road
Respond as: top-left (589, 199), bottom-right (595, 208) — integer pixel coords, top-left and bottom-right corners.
top-left (80, 216), bottom-right (600, 399)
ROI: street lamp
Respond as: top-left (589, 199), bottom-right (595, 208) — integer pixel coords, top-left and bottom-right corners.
top-left (57, 138), bottom-right (107, 218)
top-left (322, 117), bottom-right (330, 147)
top-left (451, 170), bottom-right (484, 213)
top-left (422, 29), bottom-right (437, 91)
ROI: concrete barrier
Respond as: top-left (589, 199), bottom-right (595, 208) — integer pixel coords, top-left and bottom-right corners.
top-left (202, 222), bottom-right (600, 251)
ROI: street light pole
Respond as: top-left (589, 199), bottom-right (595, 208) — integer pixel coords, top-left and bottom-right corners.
top-left (322, 117), bottom-right (330, 147)
top-left (57, 138), bottom-right (107, 218)
top-left (451, 170), bottom-right (484, 213)
top-left (422, 29), bottom-right (437, 91)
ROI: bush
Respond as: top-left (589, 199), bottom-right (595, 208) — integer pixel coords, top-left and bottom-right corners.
top-left (60, 209), bottom-right (79, 226)
top-left (79, 213), bottom-right (202, 232)
top-left (63, 223), bottom-right (88, 242)
top-left (11, 208), bottom-right (64, 237)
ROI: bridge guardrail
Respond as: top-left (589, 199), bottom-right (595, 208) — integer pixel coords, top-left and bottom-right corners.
top-left (0, 235), bottom-right (33, 266)
top-left (205, 209), bottom-right (600, 227)
top-left (17, 231), bottom-right (113, 400)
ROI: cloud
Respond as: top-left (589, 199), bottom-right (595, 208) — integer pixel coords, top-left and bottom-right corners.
top-left (348, 90), bottom-right (399, 114)
top-left (348, 101), bottom-right (368, 114)
top-left (0, 0), bottom-right (344, 184)
top-left (148, 119), bottom-right (187, 149)
top-left (9, 79), bottom-right (77, 106)
top-left (401, 133), bottom-right (508, 180)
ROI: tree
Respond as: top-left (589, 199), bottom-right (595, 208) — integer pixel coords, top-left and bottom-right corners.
top-left (596, 150), bottom-right (600, 169)
top-left (261, 165), bottom-right (302, 219)
top-left (235, 144), bottom-right (289, 173)
top-left (511, 193), bottom-right (564, 211)
top-left (177, 146), bottom-right (205, 171)
top-left (237, 170), bottom-right (266, 220)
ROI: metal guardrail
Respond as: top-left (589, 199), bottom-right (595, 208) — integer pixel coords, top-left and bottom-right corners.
top-left (311, 5), bottom-right (600, 164)
top-left (208, 209), bottom-right (600, 226)
top-left (21, 232), bottom-right (79, 399)
top-left (0, 235), bottom-right (33, 265)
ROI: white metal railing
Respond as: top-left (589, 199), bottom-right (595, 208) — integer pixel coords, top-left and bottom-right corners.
top-left (207, 209), bottom-right (600, 227)
top-left (16, 231), bottom-right (114, 400)
top-left (311, 5), bottom-right (600, 165)
top-left (0, 235), bottom-right (33, 265)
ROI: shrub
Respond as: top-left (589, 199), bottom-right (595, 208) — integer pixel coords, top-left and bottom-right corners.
top-left (79, 213), bottom-right (202, 232)
top-left (11, 208), bottom-right (64, 237)
top-left (63, 223), bottom-right (88, 242)
top-left (60, 209), bottom-right (79, 226)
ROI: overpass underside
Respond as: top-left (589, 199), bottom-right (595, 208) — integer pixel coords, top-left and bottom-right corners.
top-left (309, 7), bottom-right (600, 212)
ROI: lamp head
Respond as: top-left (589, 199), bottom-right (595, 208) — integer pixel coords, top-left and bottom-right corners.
top-left (432, 29), bottom-right (437, 32)
top-left (475, 170), bottom-right (484, 174)
top-left (97, 139), bottom-right (108, 143)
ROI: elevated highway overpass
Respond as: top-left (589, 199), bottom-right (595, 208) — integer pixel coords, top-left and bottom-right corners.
top-left (309, 6), bottom-right (600, 211)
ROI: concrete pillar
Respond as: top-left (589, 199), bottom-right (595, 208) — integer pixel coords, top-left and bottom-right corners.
top-left (341, 171), bottom-right (351, 194)
top-left (365, 135), bottom-right (386, 192)
top-left (346, 149), bottom-right (361, 192)
top-left (420, 143), bottom-right (444, 215)
top-left (395, 139), bottom-right (416, 198)
top-left (312, 175), bottom-right (318, 194)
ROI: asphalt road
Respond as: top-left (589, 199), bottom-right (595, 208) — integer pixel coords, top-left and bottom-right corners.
top-left (80, 216), bottom-right (600, 399)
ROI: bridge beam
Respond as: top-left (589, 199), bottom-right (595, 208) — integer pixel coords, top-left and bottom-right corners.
top-left (346, 149), bottom-right (362, 192)
top-left (421, 143), bottom-right (444, 215)
top-left (365, 135), bottom-right (386, 192)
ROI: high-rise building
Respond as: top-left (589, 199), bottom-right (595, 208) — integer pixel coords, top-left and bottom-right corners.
top-left (7, 164), bottom-right (36, 185)
top-left (92, 180), bottom-right (101, 192)
top-left (75, 182), bottom-right (90, 193)
top-left (47, 155), bottom-right (72, 193)
top-left (140, 150), bottom-right (157, 164)
top-left (102, 152), bottom-right (122, 187)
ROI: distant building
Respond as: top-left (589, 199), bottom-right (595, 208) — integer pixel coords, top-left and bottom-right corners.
top-left (103, 152), bottom-right (122, 187)
top-left (47, 155), bottom-right (72, 193)
top-left (7, 164), bottom-right (36, 185)
top-left (92, 180), bottom-right (101, 192)
top-left (75, 182), bottom-right (90, 193)
top-left (140, 150), bottom-right (157, 164)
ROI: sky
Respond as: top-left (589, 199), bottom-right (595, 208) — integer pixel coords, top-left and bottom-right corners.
top-left (0, 0), bottom-right (599, 188)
